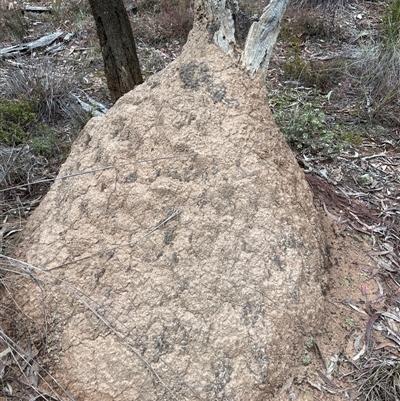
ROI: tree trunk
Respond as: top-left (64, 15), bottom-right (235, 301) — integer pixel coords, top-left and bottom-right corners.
top-left (197, 0), bottom-right (289, 76)
top-left (88, 0), bottom-right (143, 102)
top-left (241, 0), bottom-right (290, 76)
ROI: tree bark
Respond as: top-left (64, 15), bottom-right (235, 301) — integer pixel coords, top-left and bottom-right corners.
top-left (241, 0), bottom-right (290, 76)
top-left (88, 0), bottom-right (143, 102)
top-left (198, 0), bottom-right (289, 76)
top-left (201, 0), bottom-right (238, 54)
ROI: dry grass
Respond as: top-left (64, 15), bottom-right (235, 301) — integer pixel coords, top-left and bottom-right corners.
top-left (0, 1), bottom-right (28, 42)
top-left (4, 58), bottom-right (87, 125)
top-left (0, 145), bottom-right (38, 189)
top-left (0, 325), bottom-right (76, 400)
top-left (293, 0), bottom-right (346, 9)
top-left (353, 42), bottom-right (400, 125)
top-left (350, 0), bottom-right (400, 125)
top-left (133, 0), bottom-right (193, 43)
top-left (352, 354), bottom-right (400, 400)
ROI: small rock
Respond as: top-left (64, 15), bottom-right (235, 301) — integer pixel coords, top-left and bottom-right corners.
top-left (357, 173), bottom-right (373, 186)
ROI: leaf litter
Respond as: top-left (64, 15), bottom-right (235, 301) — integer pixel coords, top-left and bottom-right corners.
top-left (301, 141), bottom-right (400, 399)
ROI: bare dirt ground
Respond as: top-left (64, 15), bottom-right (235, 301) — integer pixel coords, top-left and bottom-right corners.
top-left (0, 0), bottom-right (399, 400)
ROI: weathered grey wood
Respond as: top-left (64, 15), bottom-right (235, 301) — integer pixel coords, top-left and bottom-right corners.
top-left (24, 5), bottom-right (52, 13)
top-left (200, 0), bottom-right (288, 76)
top-left (70, 91), bottom-right (108, 116)
top-left (241, 0), bottom-right (290, 76)
top-left (200, 0), bottom-right (238, 54)
top-left (0, 32), bottom-right (63, 59)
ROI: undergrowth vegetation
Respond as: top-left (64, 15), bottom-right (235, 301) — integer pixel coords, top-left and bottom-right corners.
top-left (268, 0), bottom-right (400, 157)
top-left (352, 0), bottom-right (400, 125)
top-left (271, 94), bottom-right (363, 155)
top-left (133, 0), bottom-right (193, 43)
top-left (0, 97), bottom-right (66, 160)
top-left (0, 59), bottom-right (90, 163)
top-left (0, 100), bottom-right (37, 146)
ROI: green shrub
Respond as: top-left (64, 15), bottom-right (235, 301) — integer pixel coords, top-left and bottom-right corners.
top-left (4, 58), bottom-right (90, 128)
top-left (0, 99), bottom-right (67, 159)
top-left (0, 100), bottom-right (37, 146)
top-left (306, 59), bottom-right (345, 92)
top-left (283, 48), bottom-right (345, 92)
top-left (29, 127), bottom-right (62, 158)
top-left (283, 52), bottom-right (308, 81)
top-left (274, 103), bottom-right (329, 151)
top-left (272, 100), bottom-right (361, 155)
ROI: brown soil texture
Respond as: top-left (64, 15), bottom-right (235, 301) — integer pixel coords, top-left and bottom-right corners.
top-left (13, 28), bottom-right (334, 400)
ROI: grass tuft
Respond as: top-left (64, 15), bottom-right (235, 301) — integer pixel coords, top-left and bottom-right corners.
top-left (352, 0), bottom-right (400, 125)
top-left (0, 2), bottom-right (29, 42)
top-left (355, 355), bottom-right (400, 401)
top-left (4, 58), bottom-right (77, 124)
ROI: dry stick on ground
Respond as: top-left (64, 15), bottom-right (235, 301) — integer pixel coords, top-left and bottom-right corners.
top-left (0, 32), bottom-right (63, 59)
top-left (352, 355), bottom-right (400, 400)
top-left (23, 6), bottom-right (52, 13)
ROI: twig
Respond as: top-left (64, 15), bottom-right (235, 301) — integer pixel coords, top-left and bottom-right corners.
top-left (0, 329), bottom-right (76, 401)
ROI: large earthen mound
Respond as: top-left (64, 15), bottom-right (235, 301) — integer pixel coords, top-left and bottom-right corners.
top-left (15, 28), bottom-right (328, 400)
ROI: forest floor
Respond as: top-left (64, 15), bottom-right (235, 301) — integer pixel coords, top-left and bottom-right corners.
top-left (0, 0), bottom-right (399, 400)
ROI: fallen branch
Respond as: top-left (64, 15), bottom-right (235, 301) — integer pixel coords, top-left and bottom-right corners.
top-left (0, 32), bottom-right (63, 59)
top-left (70, 91), bottom-right (109, 116)
top-left (23, 6), bottom-right (52, 13)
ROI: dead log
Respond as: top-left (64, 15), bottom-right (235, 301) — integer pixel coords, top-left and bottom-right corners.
top-left (241, 0), bottom-right (290, 75)
top-left (0, 32), bottom-right (63, 59)
top-left (202, 0), bottom-right (290, 75)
